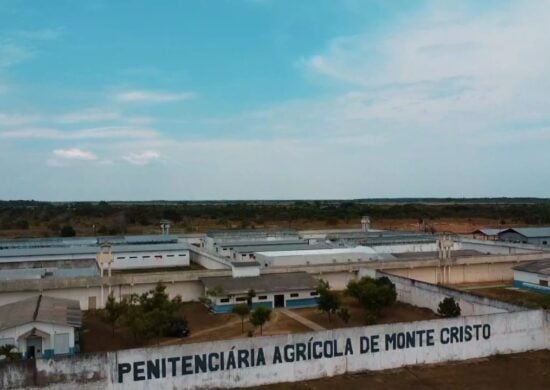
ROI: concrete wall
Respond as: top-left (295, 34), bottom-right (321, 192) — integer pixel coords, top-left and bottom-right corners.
top-left (513, 270), bottom-right (550, 294)
top-left (110, 249), bottom-right (189, 270)
top-left (2, 310), bottom-right (549, 389)
top-left (371, 271), bottom-right (525, 315)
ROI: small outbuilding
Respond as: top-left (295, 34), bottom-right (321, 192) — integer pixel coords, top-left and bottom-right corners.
top-left (200, 272), bottom-right (319, 313)
top-left (513, 260), bottom-right (550, 294)
top-left (0, 295), bottom-right (81, 359)
top-left (498, 228), bottom-right (550, 245)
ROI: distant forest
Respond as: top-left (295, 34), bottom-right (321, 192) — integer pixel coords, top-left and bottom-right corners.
top-left (0, 199), bottom-right (549, 238)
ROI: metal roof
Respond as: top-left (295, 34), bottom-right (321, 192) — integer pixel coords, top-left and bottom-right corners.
top-left (233, 243), bottom-right (333, 254)
top-left (255, 246), bottom-right (379, 258)
top-left (207, 229), bottom-right (298, 239)
top-left (0, 295), bottom-right (81, 332)
top-left (218, 239), bottom-right (305, 248)
top-left (500, 228), bottom-right (550, 238)
top-left (513, 259), bottom-right (550, 275)
top-left (473, 229), bottom-right (504, 236)
top-left (200, 272), bottom-right (317, 295)
top-left (0, 243), bottom-right (188, 261)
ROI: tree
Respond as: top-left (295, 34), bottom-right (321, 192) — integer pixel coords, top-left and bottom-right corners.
top-left (60, 225), bottom-right (76, 237)
top-left (232, 304), bottom-right (251, 333)
top-left (438, 297), bottom-right (461, 318)
top-left (0, 344), bottom-right (21, 362)
top-left (337, 308), bottom-right (350, 324)
top-left (316, 279), bottom-right (340, 322)
top-left (247, 289), bottom-right (256, 307)
top-left (104, 292), bottom-right (124, 336)
top-left (346, 276), bottom-right (397, 323)
top-left (250, 306), bottom-right (272, 335)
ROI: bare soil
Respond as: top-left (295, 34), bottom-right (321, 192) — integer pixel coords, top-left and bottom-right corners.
top-left (250, 350), bottom-right (550, 390)
top-left (293, 297), bottom-right (438, 330)
top-left (81, 300), bottom-right (437, 352)
top-left (458, 285), bottom-right (550, 309)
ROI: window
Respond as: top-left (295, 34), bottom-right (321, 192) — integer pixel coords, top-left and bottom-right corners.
top-left (543, 241), bottom-right (548, 245)
top-left (290, 293), bottom-right (299, 298)
top-left (220, 298), bottom-right (230, 303)
top-left (310, 292), bottom-right (319, 297)
top-left (117, 256), bottom-right (125, 259)
top-left (0, 338), bottom-right (15, 348)
top-left (258, 295), bottom-right (267, 300)
top-left (54, 333), bottom-right (70, 355)
top-left (129, 256), bottom-right (137, 259)
top-left (142, 255), bottom-right (150, 258)
top-left (167, 254), bottom-right (175, 257)
top-left (179, 254), bottom-right (186, 257)
top-left (236, 297), bottom-right (247, 302)
top-left (540, 280), bottom-right (549, 287)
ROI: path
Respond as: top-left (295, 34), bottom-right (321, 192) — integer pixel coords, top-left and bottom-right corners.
top-left (279, 308), bottom-right (326, 331)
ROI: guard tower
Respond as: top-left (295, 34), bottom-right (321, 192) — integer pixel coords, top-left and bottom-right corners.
top-left (160, 219), bottom-right (172, 235)
top-left (361, 216), bottom-right (371, 232)
top-left (97, 243), bottom-right (114, 277)
top-left (437, 235), bottom-right (454, 260)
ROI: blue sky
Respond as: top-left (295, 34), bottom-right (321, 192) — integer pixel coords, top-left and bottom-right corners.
top-left (1, 0), bottom-right (549, 200)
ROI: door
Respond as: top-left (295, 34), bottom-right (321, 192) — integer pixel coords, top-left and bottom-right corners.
top-left (88, 296), bottom-right (97, 310)
top-left (26, 336), bottom-right (42, 359)
top-left (274, 294), bottom-right (285, 308)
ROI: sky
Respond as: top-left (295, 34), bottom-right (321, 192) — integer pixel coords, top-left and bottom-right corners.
top-left (1, 0), bottom-right (550, 201)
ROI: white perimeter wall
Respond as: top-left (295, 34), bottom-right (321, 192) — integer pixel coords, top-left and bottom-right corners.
top-left (20, 310), bottom-right (550, 390)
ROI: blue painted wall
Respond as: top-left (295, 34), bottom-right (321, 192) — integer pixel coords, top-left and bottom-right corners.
top-left (513, 280), bottom-right (550, 294)
top-left (285, 298), bottom-right (318, 308)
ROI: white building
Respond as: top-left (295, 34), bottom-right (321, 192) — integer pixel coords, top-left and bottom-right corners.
top-left (513, 260), bottom-right (550, 293)
top-left (254, 246), bottom-right (386, 268)
top-left (0, 295), bottom-right (81, 359)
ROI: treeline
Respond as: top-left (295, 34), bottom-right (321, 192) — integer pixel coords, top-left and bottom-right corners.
top-left (1, 200), bottom-right (550, 235)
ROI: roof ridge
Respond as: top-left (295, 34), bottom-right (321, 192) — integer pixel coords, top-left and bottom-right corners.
top-left (33, 294), bottom-right (42, 321)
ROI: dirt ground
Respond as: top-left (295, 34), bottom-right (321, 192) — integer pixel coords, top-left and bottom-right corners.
top-left (81, 300), bottom-right (437, 352)
top-left (293, 297), bottom-right (438, 330)
top-left (456, 285), bottom-right (550, 309)
top-left (251, 350), bottom-right (550, 390)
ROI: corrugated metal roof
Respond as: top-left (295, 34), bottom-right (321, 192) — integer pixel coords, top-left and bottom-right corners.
top-left (0, 243), bottom-right (188, 260)
top-left (218, 239), bottom-right (305, 248)
top-left (200, 272), bottom-right (317, 295)
top-left (513, 260), bottom-right (550, 275)
top-left (473, 229), bottom-right (504, 236)
top-left (231, 261), bottom-right (261, 268)
top-left (255, 246), bottom-right (379, 257)
top-left (501, 227), bottom-right (550, 238)
top-left (0, 295), bottom-right (81, 332)
top-left (233, 243), bottom-right (333, 254)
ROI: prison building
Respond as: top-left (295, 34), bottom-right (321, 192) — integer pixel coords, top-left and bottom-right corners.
top-left (0, 234), bottom-right (179, 250)
top-left (0, 295), bottom-right (81, 359)
top-left (230, 242), bottom-right (334, 261)
top-left (211, 238), bottom-right (306, 258)
top-left (513, 260), bottom-right (550, 294)
top-left (0, 258), bottom-right (99, 281)
top-left (471, 229), bottom-right (503, 241)
top-left (201, 229), bottom-right (300, 254)
top-left (498, 228), bottom-right (550, 246)
top-left (200, 272), bottom-right (318, 313)
top-left (254, 246), bottom-right (387, 268)
top-left (0, 243), bottom-right (190, 274)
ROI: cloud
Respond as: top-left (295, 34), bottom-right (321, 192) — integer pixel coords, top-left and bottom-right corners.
top-left (0, 126), bottom-right (159, 140)
top-left (16, 28), bottom-right (62, 41)
top-left (0, 112), bottom-right (39, 126)
top-left (56, 109), bottom-right (120, 123)
top-left (122, 150), bottom-right (160, 165)
top-left (53, 148), bottom-right (97, 161)
top-left (0, 41), bottom-right (33, 68)
top-left (115, 90), bottom-right (195, 103)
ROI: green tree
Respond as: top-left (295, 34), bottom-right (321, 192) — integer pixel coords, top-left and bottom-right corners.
top-left (0, 344), bottom-right (21, 362)
top-left (250, 306), bottom-right (272, 335)
top-left (438, 297), bottom-right (461, 318)
top-left (316, 279), bottom-right (340, 322)
top-left (337, 308), bottom-right (350, 324)
top-left (104, 292), bottom-right (124, 336)
top-left (60, 225), bottom-right (76, 237)
top-left (247, 289), bottom-right (256, 307)
top-left (346, 276), bottom-right (397, 323)
top-left (232, 304), bottom-right (251, 333)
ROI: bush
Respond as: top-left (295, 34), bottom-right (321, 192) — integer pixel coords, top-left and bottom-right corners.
top-left (438, 297), bottom-right (461, 318)
top-left (60, 225), bottom-right (76, 237)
